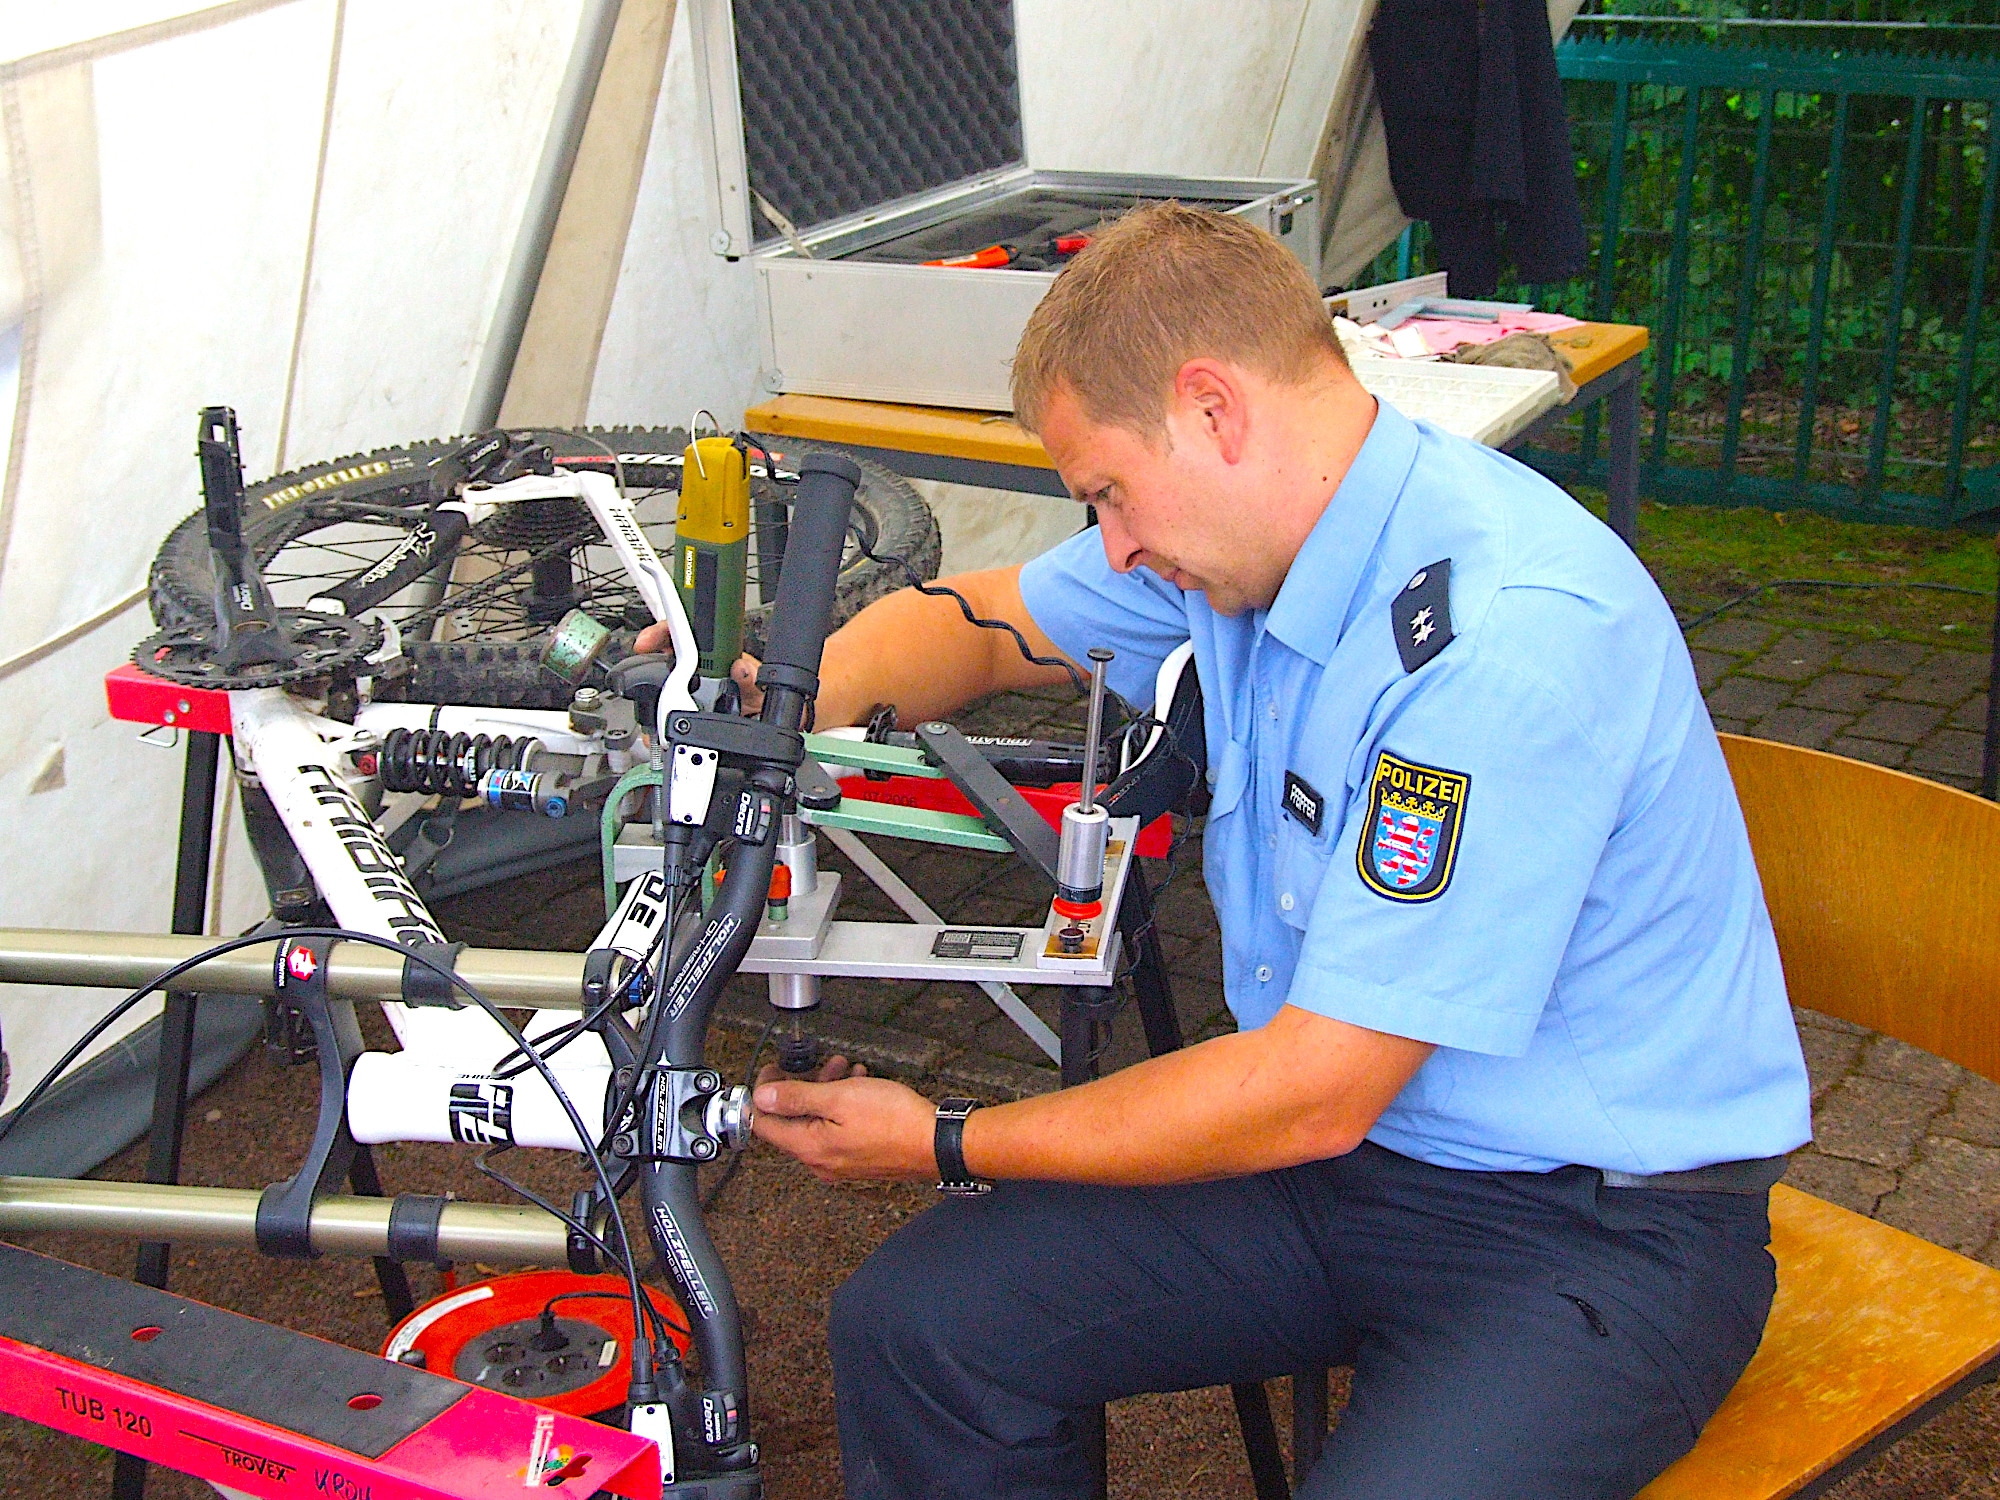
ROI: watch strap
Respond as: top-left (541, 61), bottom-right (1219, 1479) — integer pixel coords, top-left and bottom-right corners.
top-left (934, 1097), bottom-right (990, 1195)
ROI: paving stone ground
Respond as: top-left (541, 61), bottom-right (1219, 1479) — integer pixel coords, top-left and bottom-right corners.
top-left (1691, 620), bottom-right (1989, 791)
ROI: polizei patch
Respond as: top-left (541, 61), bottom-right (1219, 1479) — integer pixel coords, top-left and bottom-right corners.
top-left (1358, 750), bottom-right (1469, 902)
top-left (1282, 771), bottom-right (1325, 836)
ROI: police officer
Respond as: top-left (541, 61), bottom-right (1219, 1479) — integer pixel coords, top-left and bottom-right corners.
top-left (711, 204), bottom-right (1812, 1498)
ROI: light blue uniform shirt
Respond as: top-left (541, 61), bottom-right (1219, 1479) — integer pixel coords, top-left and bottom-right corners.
top-left (1020, 401), bottom-right (1811, 1173)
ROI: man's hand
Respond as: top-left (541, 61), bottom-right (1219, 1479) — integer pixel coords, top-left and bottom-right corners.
top-left (631, 621), bottom-right (764, 713)
top-left (751, 1053), bottom-right (939, 1183)
top-left (626, 565), bottom-right (1071, 729)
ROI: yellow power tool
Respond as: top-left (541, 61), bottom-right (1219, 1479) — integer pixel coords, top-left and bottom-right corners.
top-left (675, 435), bottom-right (750, 678)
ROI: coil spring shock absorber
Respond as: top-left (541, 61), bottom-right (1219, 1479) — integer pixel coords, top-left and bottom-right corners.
top-left (378, 726), bottom-right (542, 797)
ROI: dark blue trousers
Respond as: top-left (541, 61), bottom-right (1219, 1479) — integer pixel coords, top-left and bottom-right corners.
top-left (830, 1142), bottom-right (1774, 1499)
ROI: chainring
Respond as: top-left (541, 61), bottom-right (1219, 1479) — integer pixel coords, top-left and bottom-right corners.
top-left (133, 609), bottom-right (382, 690)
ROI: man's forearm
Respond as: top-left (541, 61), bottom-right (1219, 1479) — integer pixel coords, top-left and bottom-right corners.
top-left (812, 565), bottom-right (1075, 728)
top-left (958, 1008), bottom-right (1432, 1187)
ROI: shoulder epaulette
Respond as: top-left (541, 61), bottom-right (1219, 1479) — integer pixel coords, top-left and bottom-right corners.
top-left (1392, 558), bottom-right (1453, 673)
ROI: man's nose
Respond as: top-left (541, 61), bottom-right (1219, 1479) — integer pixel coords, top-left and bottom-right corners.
top-left (1094, 506), bottom-right (1143, 574)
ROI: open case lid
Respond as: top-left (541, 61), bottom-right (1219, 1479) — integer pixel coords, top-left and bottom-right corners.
top-left (691, 0), bottom-right (1026, 257)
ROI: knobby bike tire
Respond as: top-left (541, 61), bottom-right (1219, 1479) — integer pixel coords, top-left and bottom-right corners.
top-left (146, 427), bottom-right (940, 708)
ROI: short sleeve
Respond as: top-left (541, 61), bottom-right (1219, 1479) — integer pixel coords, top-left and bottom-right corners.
top-left (1017, 528), bottom-right (1191, 707)
top-left (1288, 599), bottom-right (1637, 1057)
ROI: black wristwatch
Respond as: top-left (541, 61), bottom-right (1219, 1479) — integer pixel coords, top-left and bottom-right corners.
top-left (934, 1098), bottom-right (992, 1196)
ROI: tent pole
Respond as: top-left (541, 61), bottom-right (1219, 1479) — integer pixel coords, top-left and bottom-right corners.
top-left (462, 0), bottom-right (625, 433)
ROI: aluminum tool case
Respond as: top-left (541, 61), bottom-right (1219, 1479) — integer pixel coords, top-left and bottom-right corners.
top-left (690, 0), bottom-right (1321, 411)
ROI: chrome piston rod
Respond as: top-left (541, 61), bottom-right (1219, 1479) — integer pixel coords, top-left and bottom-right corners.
top-left (0, 929), bottom-right (589, 1009)
top-left (0, 1176), bottom-right (569, 1262)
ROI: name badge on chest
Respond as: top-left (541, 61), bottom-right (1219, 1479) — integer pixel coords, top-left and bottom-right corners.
top-left (1282, 771), bottom-right (1325, 836)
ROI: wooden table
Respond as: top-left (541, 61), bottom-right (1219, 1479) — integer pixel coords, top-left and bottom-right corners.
top-left (745, 321), bottom-right (1652, 545)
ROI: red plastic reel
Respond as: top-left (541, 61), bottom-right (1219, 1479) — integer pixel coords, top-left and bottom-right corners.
top-left (382, 1271), bottom-right (689, 1421)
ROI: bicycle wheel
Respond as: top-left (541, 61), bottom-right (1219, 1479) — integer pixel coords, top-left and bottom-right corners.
top-left (146, 426), bottom-right (940, 706)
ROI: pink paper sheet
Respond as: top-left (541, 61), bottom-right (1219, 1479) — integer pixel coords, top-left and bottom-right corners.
top-left (1407, 310), bottom-right (1582, 355)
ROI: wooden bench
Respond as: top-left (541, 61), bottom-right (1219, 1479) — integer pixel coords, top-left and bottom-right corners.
top-left (1287, 736), bottom-right (2000, 1496)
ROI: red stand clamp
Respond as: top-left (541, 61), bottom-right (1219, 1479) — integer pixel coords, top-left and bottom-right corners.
top-left (105, 663), bottom-right (233, 735)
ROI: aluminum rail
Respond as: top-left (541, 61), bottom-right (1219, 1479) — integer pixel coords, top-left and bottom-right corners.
top-left (0, 929), bottom-right (589, 1009)
top-left (0, 1177), bottom-right (568, 1262)
top-left (462, 0), bottom-right (625, 430)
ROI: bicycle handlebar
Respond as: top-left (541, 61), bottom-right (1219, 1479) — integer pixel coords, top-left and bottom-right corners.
top-left (756, 452), bottom-right (862, 701)
top-left (630, 448), bottom-right (859, 1476)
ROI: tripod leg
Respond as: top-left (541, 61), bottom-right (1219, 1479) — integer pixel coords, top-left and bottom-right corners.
top-left (1119, 872), bottom-right (1184, 1058)
top-left (113, 731), bottom-right (220, 1500)
top-left (1230, 1380), bottom-right (1292, 1500)
top-left (348, 1145), bottom-right (416, 1320)
top-left (1055, 986), bottom-right (1110, 1496)
top-left (1292, 1367), bottom-right (1329, 1484)
top-left (1078, 1401), bottom-right (1108, 1500)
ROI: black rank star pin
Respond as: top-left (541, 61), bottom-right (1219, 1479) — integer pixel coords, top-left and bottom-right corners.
top-left (1392, 559), bottom-right (1453, 673)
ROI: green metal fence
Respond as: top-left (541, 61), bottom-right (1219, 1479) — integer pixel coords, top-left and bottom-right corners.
top-left (1367, 39), bottom-right (2000, 526)
top-left (1570, 0), bottom-right (2000, 55)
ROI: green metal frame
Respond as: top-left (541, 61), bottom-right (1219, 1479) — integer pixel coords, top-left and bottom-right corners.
top-left (600, 764), bottom-right (662, 915)
top-left (799, 733), bottom-right (942, 779)
top-left (1375, 38), bottom-right (2000, 526)
top-left (599, 734), bottom-right (1016, 912)
top-left (796, 734), bottom-right (1009, 850)
top-left (803, 801), bottom-right (1012, 853)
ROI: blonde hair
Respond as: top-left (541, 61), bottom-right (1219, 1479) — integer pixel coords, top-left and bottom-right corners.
top-left (1010, 201), bottom-right (1345, 436)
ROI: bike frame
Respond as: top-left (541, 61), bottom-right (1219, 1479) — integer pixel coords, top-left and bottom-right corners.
top-left (4, 445), bottom-right (1165, 1494)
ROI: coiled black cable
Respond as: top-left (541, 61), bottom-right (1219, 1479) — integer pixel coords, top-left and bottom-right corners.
top-left (1674, 577), bottom-right (1996, 636)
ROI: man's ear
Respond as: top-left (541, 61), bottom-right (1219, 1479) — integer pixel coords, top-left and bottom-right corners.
top-left (1172, 359), bottom-right (1250, 465)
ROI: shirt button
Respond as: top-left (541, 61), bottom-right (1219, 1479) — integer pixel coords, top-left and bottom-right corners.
top-left (1279, 893), bottom-right (1295, 912)
top-left (1267, 701), bottom-right (1279, 720)
top-left (1267, 833), bottom-right (1278, 849)
top-left (1255, 964), bottom-right (1274, 982)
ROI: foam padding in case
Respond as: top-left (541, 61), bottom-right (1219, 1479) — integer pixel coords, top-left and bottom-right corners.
top-left (733, 0), bottom-right (1022, 237)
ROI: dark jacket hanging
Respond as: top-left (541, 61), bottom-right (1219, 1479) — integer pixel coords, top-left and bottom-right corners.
top-left (1367, 0), bottom-right (1587, 296)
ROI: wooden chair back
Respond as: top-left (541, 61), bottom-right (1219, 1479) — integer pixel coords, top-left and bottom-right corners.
top-left (1718, 734), bottom-right (2000, 1084)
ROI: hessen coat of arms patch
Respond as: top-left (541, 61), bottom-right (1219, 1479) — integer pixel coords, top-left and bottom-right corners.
top-left (1358, 750), bottom-right (1470, 903)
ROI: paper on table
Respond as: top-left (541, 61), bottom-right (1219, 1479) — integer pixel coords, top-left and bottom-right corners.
top-left (1405, 310), bottom-right (1582, 355)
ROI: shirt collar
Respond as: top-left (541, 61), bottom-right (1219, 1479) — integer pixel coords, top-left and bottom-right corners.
top-left (1261, 399), bottom-right (1417, 666)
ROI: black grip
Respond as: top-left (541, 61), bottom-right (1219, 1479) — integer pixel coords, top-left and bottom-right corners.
top-left (758, 452), bottom-right (860, 682)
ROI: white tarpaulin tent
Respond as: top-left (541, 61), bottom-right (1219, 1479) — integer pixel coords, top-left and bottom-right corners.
top-left (0, 0), bottom-right (625, 1158)
top-left (0, 0), bottom-right (1574, 1160)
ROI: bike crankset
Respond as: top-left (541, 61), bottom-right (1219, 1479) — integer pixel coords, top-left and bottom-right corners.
top-left (133, 608), bottom-right (382, 690)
